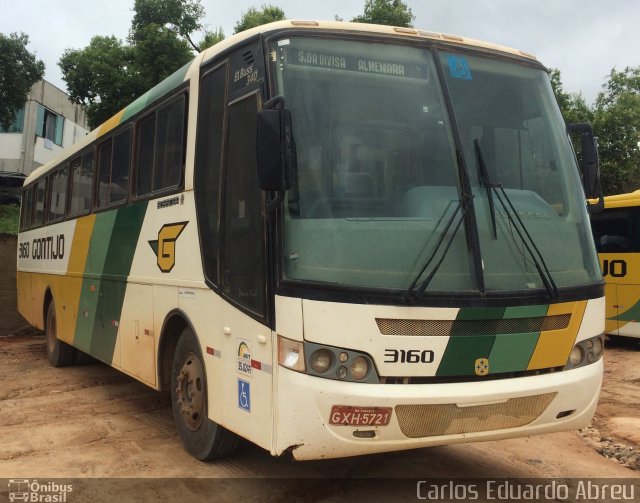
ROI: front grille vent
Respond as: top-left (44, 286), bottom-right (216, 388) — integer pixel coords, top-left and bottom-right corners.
top-left (375, 314), bottom-right (570, 337)
top-left (395, 393), bottom-right (556, 437)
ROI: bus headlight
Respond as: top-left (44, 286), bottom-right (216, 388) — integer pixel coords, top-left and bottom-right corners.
top-left (310, 349), bottom-right (333, 373)
top-left (350, 356), bottom-right (369, 380)
top-left (569, 346), bottom-right (583, 366)
top-left (564, 334), bottom-right (605, 370)
top-left (303, 341), bottom-right (379, 383)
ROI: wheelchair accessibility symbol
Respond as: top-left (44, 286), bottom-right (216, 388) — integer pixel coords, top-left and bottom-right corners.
top-left (238, 379), bottom-right (251, 412)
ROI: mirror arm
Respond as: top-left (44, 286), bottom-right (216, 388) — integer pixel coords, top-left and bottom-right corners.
top-left (264, 95), bottom-right (285, 111)
top-left (266, 185), bottom-right (287, 214)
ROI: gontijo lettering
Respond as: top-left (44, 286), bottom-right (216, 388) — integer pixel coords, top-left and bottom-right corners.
top-left (19, 235), bottom-right (65, 260)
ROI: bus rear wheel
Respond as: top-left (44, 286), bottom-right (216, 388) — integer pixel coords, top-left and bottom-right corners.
top-left (45, 300), bottom-right (75, 367)
top-left (171, 326), bottom-right (239, 460)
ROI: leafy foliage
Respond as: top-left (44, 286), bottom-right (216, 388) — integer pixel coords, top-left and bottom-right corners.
top-left (59, 36), bottom-right (144, 129)
top-left (131, 0), bottom-right (204, 41)
top-left (199, 27), bottom-right (225, 51)
top-left (234, 5), bottom-right (286, 34)
top-left (0, 205), bottom-right (20, 236)
top-left (59, 0), bottom-right (205, 128)
top-left (552, 67), bottom-right (640, 195)
top-left (352, 0), bottom-right (415, 28)
top-left (593, 68), bottom-right (640, 195)
top-left (0, 33), bottom-right (45, 131)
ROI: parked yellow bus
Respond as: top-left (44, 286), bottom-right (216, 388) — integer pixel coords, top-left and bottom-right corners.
top-left (17, 20), bottom-right (605, 461)
top-left (590, 190), bottom-right (640, 341)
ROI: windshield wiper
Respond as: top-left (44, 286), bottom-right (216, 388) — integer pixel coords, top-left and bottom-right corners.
top-left (473, 139), bottom-right (559, 298)
top-left (403, 150), bottom-right (485, 302)
top-left (403, 200), bottom-right (465, 303)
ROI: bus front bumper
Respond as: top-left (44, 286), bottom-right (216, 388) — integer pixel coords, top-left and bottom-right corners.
top-left (273, 360), bottom-right (603, 460)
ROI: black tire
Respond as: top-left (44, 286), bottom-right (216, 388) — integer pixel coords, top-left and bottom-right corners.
top-left (45, 300), bottom-right (75, 367)
top-left (171, 326), bottom-right (239, 460)
top-left (606, 335), bottom-right (639, 347)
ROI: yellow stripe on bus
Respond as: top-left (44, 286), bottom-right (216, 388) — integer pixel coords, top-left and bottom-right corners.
top-left (527, 301), bottom-right (587, 370)
top-left (64, 215), bottom-right (96, 345)
top-left (98, 109), bottom-right (126, 138)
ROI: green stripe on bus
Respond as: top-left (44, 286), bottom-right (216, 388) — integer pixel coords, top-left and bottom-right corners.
top-left (435, 304), bottom-right (549, 376)
top-left (436, 335), bottom-right (496, 376)
top-left (503, 304), bottom-right (549, 318)
top-left (120, 61), bottom-right (191, 123)
top-left (488, 332), bottom-right (539, 373)
top-left (89, 203), bottom-right (148, 362)
top-left (73, 211), bottom-right (118, 352)
top-left (610, 299), bottom-right (640, 321)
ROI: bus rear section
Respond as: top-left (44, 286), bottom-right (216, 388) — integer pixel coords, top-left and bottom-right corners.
top-left (590, 191), bottom-right (640, 340)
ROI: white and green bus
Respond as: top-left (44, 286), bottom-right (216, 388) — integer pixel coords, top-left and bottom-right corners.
top-left (17, 20), bottom-right (605, 461)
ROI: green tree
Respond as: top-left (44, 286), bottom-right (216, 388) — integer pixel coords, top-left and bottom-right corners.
top-left (131, 0), bottom-right (204, 43)
top-left (352, 0), bottom-right (415, 28)
top-left (60, 0), bottom-right (206, 128)
top-left (593, 67), bottom-right (640, 195)
top-left (548, 68), bottom-right (592, 124)
top-left (60, 36), bottom-right (145, 129)
top-left (0, 32), bottom-right (45, 130)
top-left (199, 27), bottom-right (225, 51)
top-left (234, 4), bottom-right (285, 34)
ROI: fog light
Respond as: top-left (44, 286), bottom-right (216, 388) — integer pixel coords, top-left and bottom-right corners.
top-left (338, 352), bottom-right (348, 363)
top-left (310, 349), bottom-right (332, 373)
top-left (350, 356), bottom-right (369, 380)
top-left (278, 336), bottom-right (305, 372)
top-left (336, 366), bottom-right (348, 379)
top-left (569, 345), bottom-right (583, 366)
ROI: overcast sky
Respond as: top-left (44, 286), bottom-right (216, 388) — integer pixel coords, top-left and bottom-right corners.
top-left (2, 0), bottom-right (638, 104)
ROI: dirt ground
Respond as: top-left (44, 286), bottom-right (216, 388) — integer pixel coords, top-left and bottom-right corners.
top-left (1, 235), bottom-right (639, 501)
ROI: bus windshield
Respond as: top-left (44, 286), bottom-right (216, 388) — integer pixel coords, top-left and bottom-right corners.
top-left (270, 36), bottom-right (601, 294)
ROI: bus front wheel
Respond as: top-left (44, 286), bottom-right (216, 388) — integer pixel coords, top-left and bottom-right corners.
top-left (45, 300), bottom-right (75, 367)
top-left (171, 326), bottom-right (239, 460)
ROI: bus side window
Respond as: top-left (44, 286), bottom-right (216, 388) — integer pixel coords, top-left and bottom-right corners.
top-left (34, 178), bottom-right (47, 227)
top-left (69, 151), bottom-right (95, 217)
top-left (19, 186), bottom-right (34, 231)
top-left (195, 62), bottom-right (228, 287)
top-left (49, 165), bottom-right (68, 222)
top-left (154, 96), bottom-right (185, 192)
top-left (135, 95), bottom-right (186, 198)
top-left (222, 92), bottom-right (266, 317)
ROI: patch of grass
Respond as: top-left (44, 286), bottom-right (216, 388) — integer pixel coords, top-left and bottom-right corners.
top-left (0, 205), bottom-right (20, 235)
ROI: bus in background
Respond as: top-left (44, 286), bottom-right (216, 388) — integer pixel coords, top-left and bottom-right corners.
top-left (590, 190), bottom-right (640, 342)
top-left (17, 20), bottom-right (605, 461)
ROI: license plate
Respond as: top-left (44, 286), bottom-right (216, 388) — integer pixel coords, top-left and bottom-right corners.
top-left (329, 405), bottom-right (392, 426)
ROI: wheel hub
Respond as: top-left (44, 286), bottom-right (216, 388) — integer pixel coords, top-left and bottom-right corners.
top-left (175, 352), bottom-right (205, 431)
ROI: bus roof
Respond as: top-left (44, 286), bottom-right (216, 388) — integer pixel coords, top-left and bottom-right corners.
top-left (25, 19), bottom-right (538, 186)
top-left (599, 190), bottom-right (640, 209)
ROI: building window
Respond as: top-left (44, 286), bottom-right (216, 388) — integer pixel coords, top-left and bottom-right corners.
top-left (36, 105), bottom-right (64, 146)
top-left (0, 108), bottom-right (25, 133)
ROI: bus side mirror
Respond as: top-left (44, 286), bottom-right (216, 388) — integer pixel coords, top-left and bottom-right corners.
top-left (257, 108), bottom-right (294, 192)
top-left (567, 123), bottom-right (604, 213)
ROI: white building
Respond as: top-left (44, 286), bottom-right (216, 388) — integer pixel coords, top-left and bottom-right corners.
top-left (0, 80), bottom-right (89, 175)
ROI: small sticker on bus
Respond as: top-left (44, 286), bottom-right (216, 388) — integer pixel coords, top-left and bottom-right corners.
top-left (446, 54), bottom-right (472, 80)
top-left (238, 379), bottom-right (251, 412)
